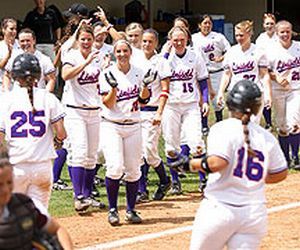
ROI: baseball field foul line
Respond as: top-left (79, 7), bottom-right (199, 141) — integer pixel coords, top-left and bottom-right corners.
top-left (80, 201), bottom-right (300, 250)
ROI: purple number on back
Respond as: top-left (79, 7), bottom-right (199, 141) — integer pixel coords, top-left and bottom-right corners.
top-left (233, 147), bottom-right (264, 181)
top-left (11, 111), bottom-right (46, 138)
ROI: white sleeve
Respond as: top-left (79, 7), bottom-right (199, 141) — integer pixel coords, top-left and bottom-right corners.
top-left (99, 69), bottom-right (112, 95)
top-left (49, 94), bottom-right (66, 124)
top-left (62, 49), bottom-right (76, 66)
top-left (42, 55), bottom-right (56, 75)
top-left (158, 57), bottom-right (172, 79)
top-left (221, 34), bottom-right (231, 52)
top-left (195, 53), bottom-right (209, 81)
top-left (267, 137), bottom-right (288, 174)
top-left (207, 124), bottom-right (233, 161)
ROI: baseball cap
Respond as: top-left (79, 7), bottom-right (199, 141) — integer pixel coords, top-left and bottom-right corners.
top-left (68, 3), bottom-right (89, 17)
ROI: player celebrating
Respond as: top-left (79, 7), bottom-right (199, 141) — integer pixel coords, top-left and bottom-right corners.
top-left (189, 79), bottom-right (288, 250)
top-left (163, 26), bottom-right (209, 194)
top-left (99, 39), bottom-right (153, 226)
top-left (62, 24), bottom-right (104, 212)
top-left (217, 20), bottom-right (271, 124)
top-left (137, 29), bottom-right (171, 203)
top-left (192, 14), bottom-right (231, 124)
top-left (267, 20), bottom-right (300, 169)
top-left (0, 53), bottom-right (66, 213)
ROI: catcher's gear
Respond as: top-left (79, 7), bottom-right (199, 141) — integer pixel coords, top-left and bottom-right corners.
top-left (226, 79), bottom-right (262, 115)
top-left (32, 230), bottom-right (63, 250)
top-left (142, 69), bottom-right (158, 87)
top-left (11, 53), bottom-right (41, 81)
top-left (105, 71), bottom-right (118, 88)
top-left (53, 136), bottom-right (64, 150)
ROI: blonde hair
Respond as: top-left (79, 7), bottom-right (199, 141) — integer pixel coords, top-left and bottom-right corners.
top-left (125, 22), bottom-right (143, 34)
top-left (275, 20), bottom-right (292, 32)
top-left (113, 39), bottom-right (132, 52)
top-left (168, 25), bottom-right (189, 40)
top-left (235, 20), bottom-right (254, 36)
top-left (263, 13), bottom-right (276, 22)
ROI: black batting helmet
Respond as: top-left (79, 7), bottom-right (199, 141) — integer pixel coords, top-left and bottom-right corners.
top-left (226, 79), bottom-right (262, 115)
top-left (11, 53), bottom-right (41, 81)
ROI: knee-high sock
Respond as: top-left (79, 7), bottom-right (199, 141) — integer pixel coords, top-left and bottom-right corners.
top-left (138, 162), bottom-right (150, 193)
top-left (105, 177), bottom-right (120, 209)
top-left (201, 113), bottom-right (208, 129)
top-left (154, 161), bottom-right (169, 184)
top-left (71, 166), bottom-right (85, 198)
top-left (278, 135), bottom-right (290, 163)
top-left (198, 171), bottom-right (206, 181)
top-left (53, 148), bottom-right (67, 183)
top-left (180, 144), bottom-right (190, 171)
top-left (83, 168), bottom-right (95, 198)
top-left (167, 156), bottom-right (180, 183)
top-left (215, 110), bottom-right (223, 122)
top-left (263, 107), bottom-right (272, 125)
top-left (290, 133), bottom-right (300, 160)
top-left (68, 166), bottom-right (72, 181)
top-left (126, 180), bottom-right (139, 211)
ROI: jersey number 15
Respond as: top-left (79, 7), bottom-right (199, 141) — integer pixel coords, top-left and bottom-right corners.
top-left (11, 111), bottom-right (46, 138)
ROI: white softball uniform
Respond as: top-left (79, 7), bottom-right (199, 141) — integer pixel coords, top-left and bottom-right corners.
top-left (62, 48), bottom-right (101, 168)
top-left (267, 41), bottom-right (300, 134)
top-left (192, 31), bottom-right (231, 110)
top-left (163, 48), bottom-right (208, 156)
top-left (100, 64), bottom-right (145, 182)
top-left (140, 53), bottom-right (172, 167)
top-left (223, 43), bottom-right (268, 91)
top-left (6, 49), bottom-right (55, 89)
top-left (190, 118), bottom-right (287, 250)
top-left (0, 85), bottom-right (65, 211)
top-left (255, 32), bottom-right (277, 50)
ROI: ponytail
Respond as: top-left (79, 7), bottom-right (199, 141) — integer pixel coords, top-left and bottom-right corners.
top-left (241, 112), bottom-right (256, 157)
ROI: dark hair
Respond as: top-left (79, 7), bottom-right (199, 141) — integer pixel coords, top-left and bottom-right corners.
top-left (143, 28), bottom-right (159, 41)
top-left (241, 113), bottom-right (256, 157)
top-left (197, 14), bottom-right (213, 25)
top-left (18, 28), bottom-right (36, 40)
top-left (0, 145), bottom-right (11, 169)
top-left (173, 16), bottom-right (189, 29)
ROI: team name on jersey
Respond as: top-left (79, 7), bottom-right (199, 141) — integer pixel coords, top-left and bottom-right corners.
top-left (232, 61), bottom-right (255, 74)
top-left (117, 84), bottom-right (139, 102)
top-left (78, 70), bottom-right (101, 85)
top-left (203, 43), bottom-right (215, 53)
top-left (276, 57), bottom-right (300, 73)
top-left (170, 69), bottom-right (194, 82)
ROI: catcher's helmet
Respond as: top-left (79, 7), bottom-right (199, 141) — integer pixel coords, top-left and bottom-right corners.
top-left (226, 79), bottom-right (262, 115)
top-left (11, 53), bottom-right (41, 81)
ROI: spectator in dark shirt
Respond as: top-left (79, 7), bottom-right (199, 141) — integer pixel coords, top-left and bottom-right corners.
top-left (23, 0), bottom-right (63, 62)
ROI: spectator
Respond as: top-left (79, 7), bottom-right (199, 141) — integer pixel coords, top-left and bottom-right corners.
top-left (23, 0), bottom-right (63, 62)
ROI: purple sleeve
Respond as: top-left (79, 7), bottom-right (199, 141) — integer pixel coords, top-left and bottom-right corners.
top-left (198, 79), bottom-right (208, 103)
top-left (163, 52), bottom-right (170, 59)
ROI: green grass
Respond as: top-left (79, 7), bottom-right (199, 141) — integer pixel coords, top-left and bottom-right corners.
top-left (48, 105), bottom-right (288, 217)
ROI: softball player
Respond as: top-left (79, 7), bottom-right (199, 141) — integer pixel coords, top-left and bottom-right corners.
top-left (192, 14), bottom-right (231, 123)
top-left (163, 26), bottom-right (209, 194)
top-left (0, 53), bottom-right (66, 213)
top-left (62, 24), bottom-right (104, 212)
top-left (0, 18), bottom-right (19, 93)
top-left (137, 28), bottom-right (171, 202)
top-left (99, 39), bottom-right (153, 226)
top-left (256, 13), bottom-right (277, 131)
top-left (267, 20), bottom-right (300, 169)
top-left (189, 79), bottom-right (288, 250)
top-left (4, 28), bottom-right (56, 93)
top-left (217, 20), bottom-right (271, 124)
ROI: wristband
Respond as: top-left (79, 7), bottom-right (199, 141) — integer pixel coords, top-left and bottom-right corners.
top-left (201, 156), bottom-right (212, 174)
top-left (107, 24), bottom-right (114, 31)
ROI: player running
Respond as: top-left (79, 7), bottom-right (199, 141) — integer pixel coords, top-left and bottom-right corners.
top-left (189, 79), bottom-right (288, 250)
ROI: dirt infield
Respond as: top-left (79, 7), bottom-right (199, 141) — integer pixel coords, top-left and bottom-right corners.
top-left (58, 172), bottom-right (300, 249)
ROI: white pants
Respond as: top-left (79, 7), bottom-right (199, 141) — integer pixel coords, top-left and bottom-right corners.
top-left (65, 107), bottom-right (100, 168)
top-left (190, 198), bottom-right (267, 250)
top-left (210, 70), bottom-right (224, 111)
top-left (141, 111), bottom-right (162, 167)
top-left (162, 102), bottom-right (205, 156)
top-left (13, 160), bottom-right (53, 214)
top-left (272, 89), bottom-right (300, 134)
top-left (101, 121), bottom-right (142, 182)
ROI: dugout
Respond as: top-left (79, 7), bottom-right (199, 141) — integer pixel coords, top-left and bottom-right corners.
top-left (1, 0), bottom-right (299, 41)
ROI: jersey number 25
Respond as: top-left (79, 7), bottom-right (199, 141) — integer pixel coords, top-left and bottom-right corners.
top-left (11, 111), bottom-right (46, 138)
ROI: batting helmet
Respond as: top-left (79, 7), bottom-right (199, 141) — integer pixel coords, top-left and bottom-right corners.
top-left (226, 79), bottom-right (262, 115)
top-left (11, 53), bottom-right (41, 81)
